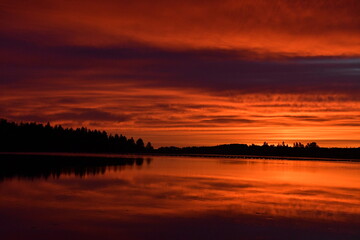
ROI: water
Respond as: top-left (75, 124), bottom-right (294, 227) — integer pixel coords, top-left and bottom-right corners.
top-left (0, 154), bottom-right (359, 239)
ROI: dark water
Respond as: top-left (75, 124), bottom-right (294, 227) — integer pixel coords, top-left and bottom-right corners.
top-left (0, 154), bottom-right (359, 240)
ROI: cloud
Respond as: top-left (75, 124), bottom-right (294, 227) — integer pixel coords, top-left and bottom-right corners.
top-left (1, 0), bottom-right (359, 147)
top-left (5, 108), bottom-right (132, 124)
top-left (2, 0), bottom-right (359, 56)
top-left (53, 108), bottom-right (131, 122)
top-left (1, 33), bottom-right (359, 95)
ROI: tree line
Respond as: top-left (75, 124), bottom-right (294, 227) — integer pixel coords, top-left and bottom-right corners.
top-left (0, 119), bottom-right (153, 153)
top-left (157, 142), bottom-right (360, 160)
top-left (1, 119), bottom-right (359, 159)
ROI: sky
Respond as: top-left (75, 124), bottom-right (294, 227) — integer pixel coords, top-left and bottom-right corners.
top-left (1, 0), bottom-right (359, 147)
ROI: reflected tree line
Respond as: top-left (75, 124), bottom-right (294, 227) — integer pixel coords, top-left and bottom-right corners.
top-left (0, 119), bottom-right (153, 153)
top-left (0, 154), bottom-right (151, 181)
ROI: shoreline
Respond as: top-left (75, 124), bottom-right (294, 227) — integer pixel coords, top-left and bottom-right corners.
top-left (1, 152), bottom-right (359, 162)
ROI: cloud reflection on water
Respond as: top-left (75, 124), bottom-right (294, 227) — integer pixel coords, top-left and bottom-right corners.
top-left (0, 155), bottom-right (359, 239)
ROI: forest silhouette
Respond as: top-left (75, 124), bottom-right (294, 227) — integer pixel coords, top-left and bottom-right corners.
top-left (0, 119), bottom-right (153, 153)
top-left (0, 119), bottom-right (359, 160)
top-left (158, 142), bottom-right (360, 160)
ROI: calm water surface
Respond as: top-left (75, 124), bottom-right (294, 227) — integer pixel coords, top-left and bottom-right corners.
top-left (0, 154), bottom-right (359, 240)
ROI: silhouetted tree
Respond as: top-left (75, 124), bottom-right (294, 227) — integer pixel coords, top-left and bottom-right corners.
top-left (306, 142), bottom-right (320, 148)
top-left (134, 138), bottom-right (144, 152)
top-left (146, 142), bottom-right (154, 151)
top-left (136, 138), bottom-right (145, 149)
top-left (293, 142), bottom-right (304, 148)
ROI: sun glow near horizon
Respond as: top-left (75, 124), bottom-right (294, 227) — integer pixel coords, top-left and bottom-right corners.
top-left (0, 0), bottom-right (359, 147)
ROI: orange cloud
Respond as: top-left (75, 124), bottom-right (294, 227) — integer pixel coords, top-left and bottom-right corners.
top-left (1, 0), bottom-right (360, 56)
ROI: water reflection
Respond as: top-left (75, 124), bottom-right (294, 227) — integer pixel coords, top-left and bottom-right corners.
top-left (0, 155), bottom-right (359, 240)
top-left (0, 153), bottom-right (151, 180)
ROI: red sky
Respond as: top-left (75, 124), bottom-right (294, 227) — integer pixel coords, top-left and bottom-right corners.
top-left (1, 0), bottom-right (360, 147)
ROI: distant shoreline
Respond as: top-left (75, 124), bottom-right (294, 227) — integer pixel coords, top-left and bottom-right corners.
top-left (1, 152), bottom-right (359, 162)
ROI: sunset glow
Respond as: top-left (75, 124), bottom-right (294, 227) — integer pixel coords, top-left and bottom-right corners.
top-left (1, 0), bottom-right (359, 147)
